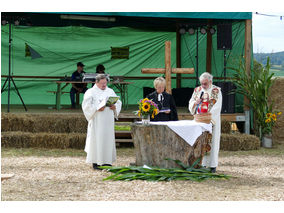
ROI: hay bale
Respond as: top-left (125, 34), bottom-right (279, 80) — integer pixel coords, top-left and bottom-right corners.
top-left (1, 113), bottom-right (36, 132)
top-left (1, 113), bottom-right (88, 133)
top-left (1, 131), bottom-right (86, 149)
top-left (269, 77), bottom-right (284, 145)
top-left (221, 120), bottom-right (231, 134)
top-left (68, 133), bottom-right (86, 149)
top-left (1, 132), bottom-right (32, 148)
top-left (220, 133), bottom-right (260, 151)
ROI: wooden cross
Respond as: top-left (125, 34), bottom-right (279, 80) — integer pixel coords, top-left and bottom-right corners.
top-left (141, 41), bottom-right (194, 94)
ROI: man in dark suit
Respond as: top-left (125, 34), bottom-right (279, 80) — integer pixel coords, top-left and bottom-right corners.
top-left (70, 62), bottom-right (88, 109)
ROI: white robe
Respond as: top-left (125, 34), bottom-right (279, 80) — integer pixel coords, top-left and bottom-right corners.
top-left (82, 84), bottom-right (122, 165)
top-left (188, 84), bottom-right (222, 168)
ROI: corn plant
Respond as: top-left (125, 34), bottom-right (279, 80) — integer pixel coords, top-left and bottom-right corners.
top-left (231, 57), bottom-right (275, 138)
top-left (100, 158), bottom-right (230, 182)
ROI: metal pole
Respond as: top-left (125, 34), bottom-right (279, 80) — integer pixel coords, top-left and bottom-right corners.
top-left (8, 22), bottom-right (12, 112)
top-left (195, 29), bottom-right (199, 87)
top-left (224, 49), bottom-right (227, 80)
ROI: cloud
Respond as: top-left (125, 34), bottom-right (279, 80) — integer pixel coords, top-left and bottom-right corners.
top-left (253, 12), bottom-right (284, 53)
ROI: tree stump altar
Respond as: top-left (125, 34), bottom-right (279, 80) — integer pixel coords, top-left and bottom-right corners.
top-left (131, 123), bottom-right (212, 169)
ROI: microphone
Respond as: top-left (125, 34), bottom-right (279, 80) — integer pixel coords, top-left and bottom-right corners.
top-left (195, 91), bottom-right (204, 114)
top-left (200, 91), bottom-right (204, 99)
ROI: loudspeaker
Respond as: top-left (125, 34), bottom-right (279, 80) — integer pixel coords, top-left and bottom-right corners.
top-left (172, 88), bottom-right (194, 107)
top-left (215, 81), bottom-right (236, 113)
top-left (217, 23), bottom-right (232, 50)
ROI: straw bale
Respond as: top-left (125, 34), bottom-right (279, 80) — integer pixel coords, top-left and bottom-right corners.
top-left (68, 133), bottom-right (86, 149)
top-left (269, 77), bottom-right (284, 145)
top-left (220, 133), bottom-right (260, 151)
top-left (1, 113), bottom-right (88, 133)
top-left (1, 113), bottom-right (35, 132)
top-left (1, 132), bottom-right (86, 149)
top-left (221, 119), bottom-right (231, 134)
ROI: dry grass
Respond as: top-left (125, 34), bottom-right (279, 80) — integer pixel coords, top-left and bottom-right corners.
top-left (269, 77), bottom-right (284, 145)
top-left (2, 146), bottom-right (284, 201)
top-left (220, 133), bottom-right (260, 151)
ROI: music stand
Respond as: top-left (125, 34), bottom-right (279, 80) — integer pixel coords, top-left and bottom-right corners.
top-left (1, 21), bottom-right (27, 112)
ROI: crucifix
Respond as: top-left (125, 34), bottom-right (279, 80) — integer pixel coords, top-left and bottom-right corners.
top-left (141, 41), bottom-right (194, 94)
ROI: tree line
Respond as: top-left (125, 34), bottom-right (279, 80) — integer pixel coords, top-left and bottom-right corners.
top-left (254, 51), bottom-right (284, 67)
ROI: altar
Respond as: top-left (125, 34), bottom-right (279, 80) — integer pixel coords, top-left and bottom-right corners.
top-left (131, 120), bottom-right (212, 169)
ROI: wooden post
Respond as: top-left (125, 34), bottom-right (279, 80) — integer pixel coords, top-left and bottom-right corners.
top-left (165, 41), bottom-right (172, 94)
top-left (206, 20), bottom-right (213, 74)
top-left (56, 83), bottom-right (61, 110)
top-left (176, 26), bottom-right (182, 88)
top-left (244, 19), bottom-right (252, 134)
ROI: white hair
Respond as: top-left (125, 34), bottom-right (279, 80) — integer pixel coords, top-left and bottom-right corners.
top-left (154, 77), bottom-right (166, 88)
top-left (199, 72), bottom-right (213, 82)
top-left (95, 74), bottom-right (107, 83)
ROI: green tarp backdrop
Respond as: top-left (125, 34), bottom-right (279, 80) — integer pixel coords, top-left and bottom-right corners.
top-left (1, 20), bottom-right (249, 111)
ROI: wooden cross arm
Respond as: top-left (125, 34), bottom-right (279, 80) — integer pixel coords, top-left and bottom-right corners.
top-left (172, 68), bottom-right (194, 74)
top-left (142, 68), bottom-right (194, 74)
top-left (141, 68), bottom-right (165, 74)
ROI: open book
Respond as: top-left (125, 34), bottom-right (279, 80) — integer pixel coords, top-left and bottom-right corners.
top-left (97, 96), bottom-right (120, 110)
top-left (106, 96), bottom-right (120, 106)
top-left (159, 108), bottom-right (171, 113)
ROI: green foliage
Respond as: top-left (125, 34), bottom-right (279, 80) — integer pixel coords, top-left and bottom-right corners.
top-left (114, 125), bottom-right (131, 131)
top-left (231, 57), bottom-right (275, 138)
top-left (101, 158), bottom-right (230, 182)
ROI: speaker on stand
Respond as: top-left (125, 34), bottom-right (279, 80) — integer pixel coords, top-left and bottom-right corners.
top-left (217, 23), bottom-right (232, 79)
top-left (216, 23), bottom-right (234, 113)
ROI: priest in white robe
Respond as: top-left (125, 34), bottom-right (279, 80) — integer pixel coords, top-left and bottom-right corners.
top-left (188, 72), bottom-right (222, 173)
top-left (82, 74), bottom-right (122, 170)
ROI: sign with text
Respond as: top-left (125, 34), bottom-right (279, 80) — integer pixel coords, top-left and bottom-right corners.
top-left (111, 47), bottom-right (129, 59)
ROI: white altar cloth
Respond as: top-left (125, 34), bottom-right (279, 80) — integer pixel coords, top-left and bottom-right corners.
top-left (148, 120), bottom-right (212, 146)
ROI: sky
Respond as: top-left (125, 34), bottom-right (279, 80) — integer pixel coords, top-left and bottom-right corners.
top-left (252, 12), bottom-right (284, 53)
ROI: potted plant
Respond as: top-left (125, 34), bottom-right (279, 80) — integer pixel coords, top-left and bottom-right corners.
top-left (262, 112), bottom-right (282, 148)
top-left (231, 57), bottom-right (277, 141)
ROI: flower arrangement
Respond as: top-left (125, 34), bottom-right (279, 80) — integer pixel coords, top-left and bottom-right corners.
top-left (136, 98), bottom-right (158, 119)
top-left (263, 111), bottom-right (282, 135)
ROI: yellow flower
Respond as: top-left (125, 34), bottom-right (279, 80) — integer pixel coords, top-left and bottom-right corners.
top-left (266, 113), bottom-right (272, 118)
top-left (278, 112), bottom-right (282, 115)
top-left (272, 114), bottom-right (277, 121)
top-left (154, 108), bottom-right (158, 115)
top-left (142, 98), bottom-right (150, 103)
top-left (142, 103), bottom-right (150, 112)
top-left (265, 118), bottom-right (271, 123)
top-left (151, 113), bottom-right (154, 119)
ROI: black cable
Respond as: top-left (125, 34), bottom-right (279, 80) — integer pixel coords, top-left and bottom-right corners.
top-left (182, 34), bottom-right (195, 67)
top-left (255, 12), bottom-right (284, 20)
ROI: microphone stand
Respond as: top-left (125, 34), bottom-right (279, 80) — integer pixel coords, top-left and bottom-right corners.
top-left (1, 20), bottom-right (27, 112)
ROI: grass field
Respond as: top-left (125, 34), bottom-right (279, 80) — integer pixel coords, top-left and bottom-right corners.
top-left (270, 65), bottom-right (284, 77)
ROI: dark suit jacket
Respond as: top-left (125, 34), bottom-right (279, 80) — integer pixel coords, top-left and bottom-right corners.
top-left (146, 91), bottom-right (178, 121)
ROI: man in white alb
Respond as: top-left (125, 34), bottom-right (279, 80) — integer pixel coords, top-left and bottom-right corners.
top-left (82, 74), bottom-right (122, 170)
top-left (188, 72), bottom-right (222, 173)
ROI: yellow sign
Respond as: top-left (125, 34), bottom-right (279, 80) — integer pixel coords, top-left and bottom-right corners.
top-left (111, 47), bottom-right (129, 59)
